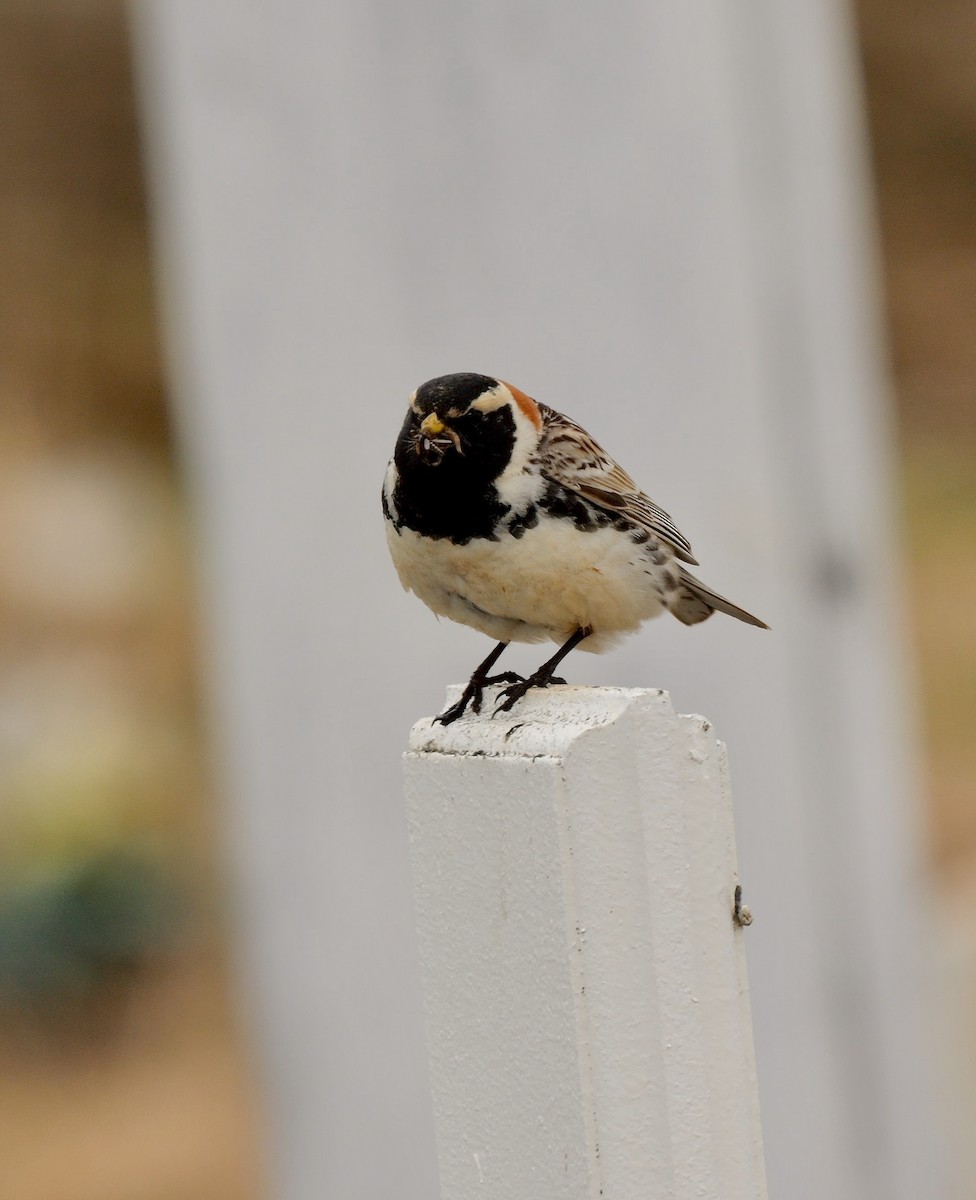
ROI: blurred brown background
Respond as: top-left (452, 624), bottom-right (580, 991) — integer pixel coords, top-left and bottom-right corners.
top-left (858, 0), bottom-right (976, 868)
top-left (0, 3), bottom-right (262, 1198)
top-left (0, 1), bottom-right (971, 1197)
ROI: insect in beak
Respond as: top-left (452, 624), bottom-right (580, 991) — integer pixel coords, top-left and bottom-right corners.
top-left (417, 413), bottom-right (463, 461)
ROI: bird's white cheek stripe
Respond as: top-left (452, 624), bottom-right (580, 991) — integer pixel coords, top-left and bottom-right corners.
top-left (493, 395), bottom-right (544, 511)
top-left (470, 382), bottom-right (542, 430)
top-left (468, 383), bottom-right (511, 415)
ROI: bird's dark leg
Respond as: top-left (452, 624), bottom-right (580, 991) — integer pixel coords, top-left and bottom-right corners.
top-left (494, 627), bottom-right (592, 715)
top-left (434, 641), bottom-right (523, 726)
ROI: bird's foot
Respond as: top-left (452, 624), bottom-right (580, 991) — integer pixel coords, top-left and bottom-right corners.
top-left (483, 671), bottom-right (525, 690)
top-left (434, 671), bottom-right (526, 726)
top-left (434, 690), bottom-right (475, 726)
top-left (494, 669), bottom-right (563, 715)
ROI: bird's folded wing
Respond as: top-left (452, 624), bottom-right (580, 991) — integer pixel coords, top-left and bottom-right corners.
top-left (537, 404), bottom-right (699, 565)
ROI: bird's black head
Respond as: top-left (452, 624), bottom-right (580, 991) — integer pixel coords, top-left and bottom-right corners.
top-left (414, 373), bottom-right (500, 421)
top-left (390, 373), bottom-right (540, 541)
top-left (394, 372), bottom-right (518, 477)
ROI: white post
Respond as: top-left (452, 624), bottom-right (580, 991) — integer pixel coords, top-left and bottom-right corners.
top-left (404, 685), bottom-right (767, 1200)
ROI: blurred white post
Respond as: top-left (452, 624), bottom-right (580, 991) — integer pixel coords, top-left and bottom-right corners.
top-left (405, 686), bottom-right (766, 1200)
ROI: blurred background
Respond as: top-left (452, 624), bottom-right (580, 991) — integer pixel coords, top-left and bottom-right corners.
top-left (0, 4), bottom-right (262, 1197)
top-left (0, 1), bottom-right (972, 1198)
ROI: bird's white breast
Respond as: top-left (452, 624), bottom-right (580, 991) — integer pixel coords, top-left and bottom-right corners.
top-left (384, 505), bottom-right (674, 651)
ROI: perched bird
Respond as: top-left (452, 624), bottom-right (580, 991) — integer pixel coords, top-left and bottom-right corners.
top-left (383, 373), bottom-right (768, 725)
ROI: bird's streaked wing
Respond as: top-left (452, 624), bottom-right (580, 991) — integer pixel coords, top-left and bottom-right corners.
top-left (536, 404), bottom-right (699, 564)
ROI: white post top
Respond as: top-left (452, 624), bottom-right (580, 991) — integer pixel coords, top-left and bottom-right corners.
top-left (410, 683), bottom-right (698, 758)
top-left (405, 684), bottom-right (767, 1200)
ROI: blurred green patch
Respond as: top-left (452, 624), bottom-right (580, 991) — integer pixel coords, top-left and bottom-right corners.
top-left (0, 849), bottom-right (183, 1016)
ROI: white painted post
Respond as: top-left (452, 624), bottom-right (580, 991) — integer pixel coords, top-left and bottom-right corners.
top-left (404, 685), bottom-right (766, 1200)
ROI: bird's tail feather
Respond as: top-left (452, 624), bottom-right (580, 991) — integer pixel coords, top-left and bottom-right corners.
top-left (669, 567), bottom-right (769, 629)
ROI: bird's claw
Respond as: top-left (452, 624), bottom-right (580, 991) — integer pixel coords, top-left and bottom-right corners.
top-left (468, 673), bottom-right (524, 716)
top-left (434, 672), bottom-right (527, 725)
top-left (433, 698), bottom-right (467, 726)
top-left (493, 672), bottom-right (553, 715)
top-left (484, 672), bottom-right (525, 687)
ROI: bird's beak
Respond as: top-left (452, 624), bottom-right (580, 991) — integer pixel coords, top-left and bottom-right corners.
top-left (419, 413), bottom-right (446, 437)
top-left (414, 411), bottom-right (462, 463)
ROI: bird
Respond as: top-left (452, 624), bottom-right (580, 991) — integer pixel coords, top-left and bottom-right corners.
top-left (383, 372), bottom-right (768, 725)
